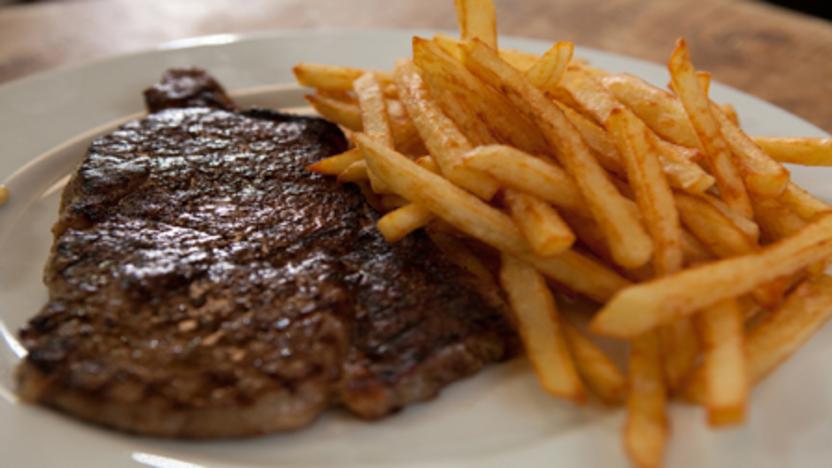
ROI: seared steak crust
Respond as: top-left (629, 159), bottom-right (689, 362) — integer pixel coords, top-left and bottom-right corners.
top-left (17, 69), bottom-right (512, 437)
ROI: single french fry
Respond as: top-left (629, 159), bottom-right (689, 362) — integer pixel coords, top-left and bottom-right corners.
top-left (674, 193), bottom-right (757, 258)
top-left (564, 323), bottom-right (627, 404)
top-left (753, 137), bottom-right (832, 166)
top-left (779, 183), bottom-right (831, 220)
top-left (525, 41), bottom-right (574, 94)
top-left (669, 39), bottom-right (753, 218)
top-left (686, 275), bottom-right (832, 403)
top-left (696, 298), bottom-right (748, 426)
top-left (307, 148), bottom-right (363, 175)
top-left (357, 134), bottom-right (630, 302)
top-left (505, 190), bottom-right (575, 256)
top-left (427, 228), bottom-right (498, 291)
top-left (463, 145), bottom-right (584, 212)
top-left (454, 0), bottom-right (498, 47)
top-left (414, 38), bottom-right (550, 155)
top-left (500, 254), bottom-right (585, 401)
top-left (462, 39), bottom-right (653, 269)
top-left (625, 331), bottom-right (668, 468)
top-left (712, 105), bottom-right (790, 198)
top-left (590, 214), bottom-right (832, 338)
top-left (393, 60), bottom-right (499, 200)
top-left (377, 204), bottom-right (434, 242)
top-left (337, 160), bottom-right (369, 183)
top-left (354, 72), bottom-right (395, 192)
top-left (294, 63), bottom-right (393, 93)
top-left (306, 94), bottom-right (363, 130)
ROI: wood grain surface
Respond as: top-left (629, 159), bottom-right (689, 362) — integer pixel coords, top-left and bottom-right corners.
top-left (0, 0), bottom-right (830, 131)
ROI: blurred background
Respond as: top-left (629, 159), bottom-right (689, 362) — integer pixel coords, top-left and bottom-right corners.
top-left (0, 0), bottom-right (829, 130)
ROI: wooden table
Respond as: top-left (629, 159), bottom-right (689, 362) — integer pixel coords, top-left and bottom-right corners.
top-left (1, 0), bottom-right (830, 131)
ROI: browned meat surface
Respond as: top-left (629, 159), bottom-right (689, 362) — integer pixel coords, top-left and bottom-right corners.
top-left (16, 68), bottom-right (513, 437)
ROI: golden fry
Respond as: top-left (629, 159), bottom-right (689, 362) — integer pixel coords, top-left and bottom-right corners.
top-left (500, 254), bottom-right (585, 401)
top-left (753, 137), bottom-right (832, 166)
top-left (463, 145), bottom-right (584, 212)
top-left (505, 190), bottom-right (575, 256)
top-left (563, 324), bottom-right (627, 404)
top-left (712, 105), bottom-right (790, 198)
top-left (377, 204), bottom-right (434, 242)
top-left (357, 134), bottom-right (630, 302)
top-left (454, 0), bottom-right (498, 48)
top-left (591, 214), bottom-right (832, 338)
top-left (525, 41), bottom-right (574, 93)
top-left (669, 39), bottom-right (753, 218)
top-left (687, 275), bottom-right (832, 402)
top-left (307, 148), bottom-right (363, 175)
top-left (462, 39), bottom-right (654, 269)
top-left (294, 63), bottom-right (393, 93)
top-left (696, 298), bottom-right (748, 426)
top-left (393, 60), bottom-right (499, 200)
top-left (625, 331), bottom-right (668, 468)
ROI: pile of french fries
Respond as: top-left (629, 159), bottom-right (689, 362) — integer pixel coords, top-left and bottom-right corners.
top-left (293, 0), bottom-right (832, 466)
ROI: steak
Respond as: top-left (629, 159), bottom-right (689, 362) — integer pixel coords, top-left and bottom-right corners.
top-left (16, 68), bottom-right (514, 437)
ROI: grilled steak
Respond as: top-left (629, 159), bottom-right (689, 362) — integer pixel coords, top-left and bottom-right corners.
top-left (16, 68), bottom-right (514, 437)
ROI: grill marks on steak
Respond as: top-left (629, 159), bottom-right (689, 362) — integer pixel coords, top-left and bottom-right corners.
top-left (17, 68), bottom-right (513, 437)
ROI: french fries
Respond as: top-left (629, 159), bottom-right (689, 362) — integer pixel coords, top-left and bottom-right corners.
top-left (591, 214), bottom-right (832, 338)
top-left (606, 107), bottom-right (683, 276)
top-left (504, 190), bottom-right (575, 256)
top-left (525, 41), bottom-right (574, 93)
top-left (297, 4), bottom-right (832, 465)
top-left (753, 137), bottom-right (832, 166)
top-left (563, 324), bottom-right (627, 404)
top-left (354, 72), bottom-right (395, 192)
top-left (686, 275), bottom-right (832, 403)
top-left (393, 60), bottom-right (499, 200)
top-left (500, 254), bottom-right (585, 401)
top-left (357, 133), bottom-right (630, 301)
top-left (377, 204), bottom-right (434, 242)
top-left (294, 63), bottom-right (393, 93)
top-left (674, 192), bottom-right (757, 258)
top-left (413, 38), bottom-right (551, 155)
top-left (696, 298), bottom-right (748, 426)
top-left (625, 331), bottom-right (668, 468)
top-left (308, 148), bottom-right (363, 175)
top-left (669, 39), bottom-right (753, 218)
top-left (462, 145), bottom-right (584, 212)
top-left (779, 183), bottom-right (831, 220)
top-left (454, 0), bottom-right (497, 48)
top-left (305, 93), bottom-right (363, 130)
top-left (712, 105), bottom-right (790, 197)
top-left (601, 73), bottom-right (699, 148)
top-left (462, 39), bottom-right (654, 269)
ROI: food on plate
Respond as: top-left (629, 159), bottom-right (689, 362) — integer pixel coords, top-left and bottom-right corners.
top-left (752, 137), bottom-right (832, 166)
top-left (0, 184), bottom-right (8, 206)
top-left (16, 68), bottom-right (516, 437)
top-left (294, 0), bottom-right (832, 465)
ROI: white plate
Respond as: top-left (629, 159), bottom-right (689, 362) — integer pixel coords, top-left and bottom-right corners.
top-left (0, 30), bottom-right (830, 468)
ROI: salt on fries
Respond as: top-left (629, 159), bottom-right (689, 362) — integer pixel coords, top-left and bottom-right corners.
top-left (294, 1), bottom-right (832, 466)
